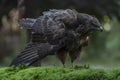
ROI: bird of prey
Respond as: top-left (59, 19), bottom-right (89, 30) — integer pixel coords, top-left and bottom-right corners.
top-left (10, 9), bottom-right (103, 67)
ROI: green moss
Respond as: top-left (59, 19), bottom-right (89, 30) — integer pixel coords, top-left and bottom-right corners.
top-left (0, 66), bottom-right (120, 80)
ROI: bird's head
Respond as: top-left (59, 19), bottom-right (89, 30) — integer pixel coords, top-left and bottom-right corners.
top-left (76, 13), bottom-right (103, 36)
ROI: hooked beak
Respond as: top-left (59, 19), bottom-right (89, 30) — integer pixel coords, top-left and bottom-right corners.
top-left (94, 25), bottom-right (103, 32)
top-left (97, 26), bottom-right (103, 32)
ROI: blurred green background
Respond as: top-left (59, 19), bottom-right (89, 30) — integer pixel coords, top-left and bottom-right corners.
top-left (0, 0), bottom-right (120, 68)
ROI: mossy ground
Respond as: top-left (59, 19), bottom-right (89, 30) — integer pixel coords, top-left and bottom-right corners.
top-left (0, 65), bottom-right (120, 80)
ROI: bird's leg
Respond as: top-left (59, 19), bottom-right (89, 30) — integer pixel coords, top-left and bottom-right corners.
top-left (56, 50), bottom-right (67, 68)
top-left (69, 36), bottom-right (88, 68)
top-left (70, 55), bottom-right (76, 68)
top-left (69, 50), bottom-right (81, 68)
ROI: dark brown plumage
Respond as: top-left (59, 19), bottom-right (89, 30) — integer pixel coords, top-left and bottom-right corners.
top-left (10, 9), bottom-right (103, 66)
top-left (57, 36), bottom-right (89, 67)
top-left (56, 49), bottom-right (68, 68)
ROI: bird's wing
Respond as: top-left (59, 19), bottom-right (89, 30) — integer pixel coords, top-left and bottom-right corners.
top-left (19, 18), bottom-right (36, 29)
top-left (10, 42), bottom-right (64, 66)
top-left (19, 9), bottom-right (78, 32)
top-left (30, 14), bottom-right (67, 44)
top-left (10, 42), bottom-right (39, 66)
top-left (11, 18), bottom-right (67, 66)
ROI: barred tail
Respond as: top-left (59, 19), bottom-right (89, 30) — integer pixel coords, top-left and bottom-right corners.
top-left (10, 43), bottom-right (39, 66)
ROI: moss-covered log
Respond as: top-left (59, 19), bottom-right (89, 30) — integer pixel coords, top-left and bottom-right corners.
top-left (0, 66), bottom-right (120, 80)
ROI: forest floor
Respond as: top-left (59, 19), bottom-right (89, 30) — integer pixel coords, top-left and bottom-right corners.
top-left (0, 65), bottom-right (120, 80)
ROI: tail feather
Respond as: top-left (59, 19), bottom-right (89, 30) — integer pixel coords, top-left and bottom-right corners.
top-left (10, 42), bottom-right (65, 66)
top-left (10, 43), bottom-right (39, 66)
top-left (14, 55), bottom-right (39, 65)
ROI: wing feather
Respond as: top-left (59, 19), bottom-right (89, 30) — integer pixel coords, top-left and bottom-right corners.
top-left (19, 18), bottom-right (36, 29)
top-left (10, 43), bottom-right (39, 66)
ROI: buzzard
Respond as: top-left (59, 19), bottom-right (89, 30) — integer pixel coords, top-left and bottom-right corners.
top-left (10, 9), bottom-right (103, 67)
